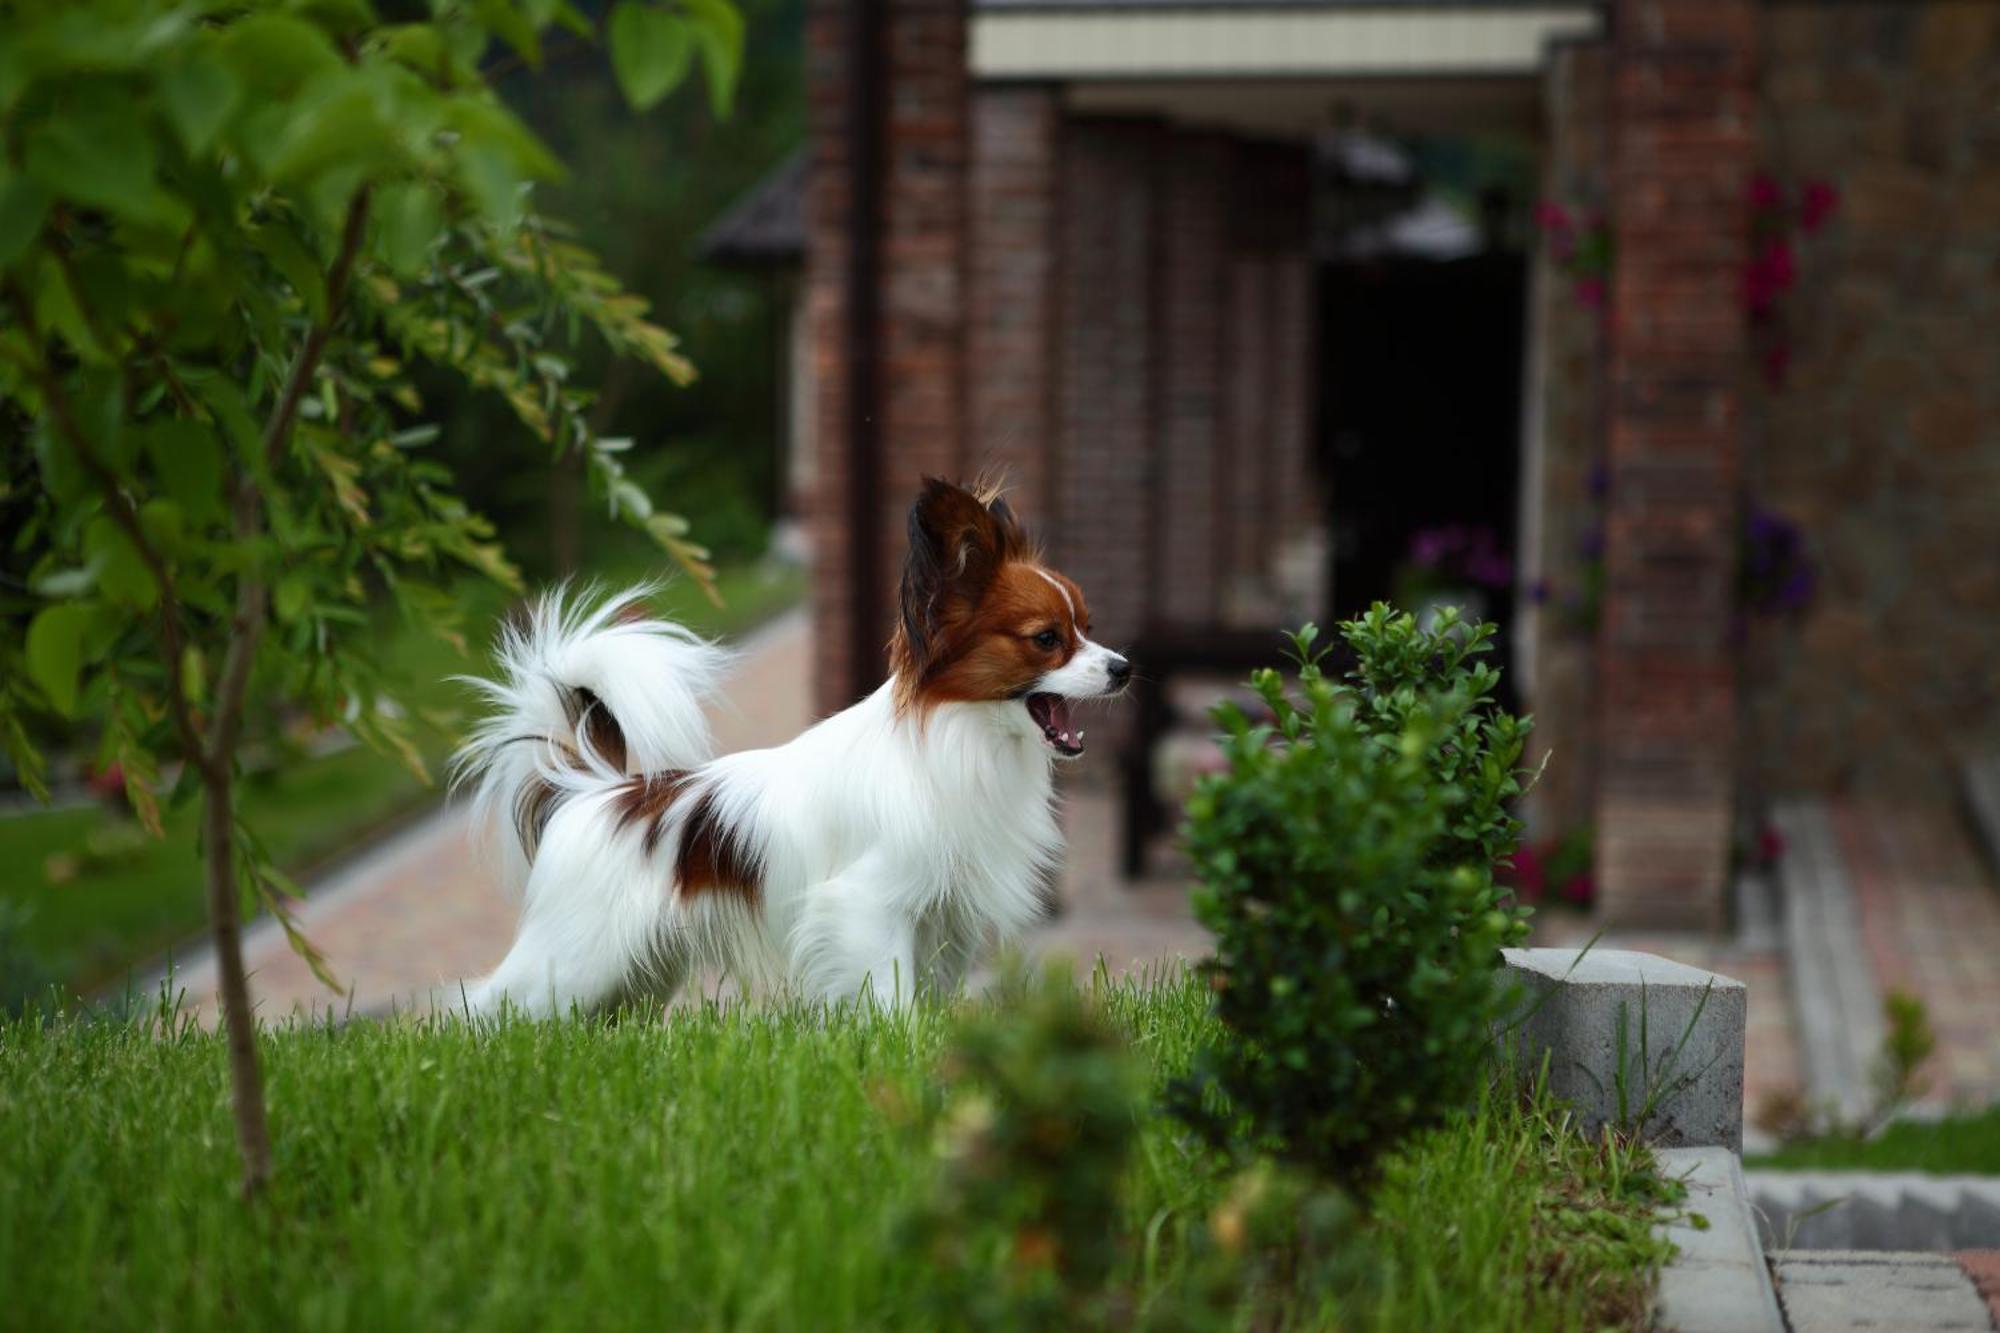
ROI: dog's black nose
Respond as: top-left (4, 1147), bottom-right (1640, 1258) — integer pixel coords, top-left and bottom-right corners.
top-left (1106, 655), bottom-right (1132, 685)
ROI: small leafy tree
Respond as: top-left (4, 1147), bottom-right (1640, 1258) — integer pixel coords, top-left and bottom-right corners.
top-left (0, 0), bottom-right (742, 1195)
top-left (1173, 606), bottom-right (1534, 1188)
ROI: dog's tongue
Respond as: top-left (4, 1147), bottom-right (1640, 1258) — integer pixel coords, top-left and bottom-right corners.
top-left (1027, 693), bottom-right (1083, 756)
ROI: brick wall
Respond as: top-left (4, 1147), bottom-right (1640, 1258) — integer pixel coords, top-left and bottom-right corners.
top-left (1595, 0), bottom-right (1758, 929)
top-left (1152, 132), bottom-right (1229, 628)
top-left (1053, 119), bottom-right (1161, 650)
top-left (810, 19), bottom-right (1321, 711)
top-left (1743, 1), bottom-right (2000, 799)
top-left (968, 86), bottom-right (1061, 526)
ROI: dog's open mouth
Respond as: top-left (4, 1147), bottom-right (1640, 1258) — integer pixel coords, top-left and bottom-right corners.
top-left (1026, 693), bottom-right (1084, 757)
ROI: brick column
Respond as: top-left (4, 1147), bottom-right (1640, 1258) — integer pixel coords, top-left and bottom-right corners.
top-left (967, 86), bottom-right (1061, 523)
top-left (1523, 40), bottom-right (1611, 841)
top-left (1595, 0), bottom-right (1757, 929)
top-left (1055, 120), bottom-right (1160, 651)
top-left (806, 0), bottom-right (968, 715)
top-left (1152, 132), bottom-right (1229, 628)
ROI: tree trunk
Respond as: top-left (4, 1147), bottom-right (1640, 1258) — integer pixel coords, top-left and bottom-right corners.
top-left (202, 764), bottom-right (272, 1198)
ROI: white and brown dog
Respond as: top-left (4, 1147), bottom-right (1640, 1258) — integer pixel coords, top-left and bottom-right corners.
top-left (454, 479), bottom-right (1129, 1015)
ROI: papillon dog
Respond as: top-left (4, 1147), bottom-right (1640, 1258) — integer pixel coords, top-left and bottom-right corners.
top-left (453, 478), bottom-right (1130, 1015)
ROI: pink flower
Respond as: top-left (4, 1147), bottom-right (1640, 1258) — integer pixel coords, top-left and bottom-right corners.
top-left (1575, 276), bottom-right (1607, 310)
top-left (1534, 200), bottom-right (1572, 233)
top-left (1800, 180), bottom-right (1839, 232)
top-left (1750, 173), bottom-right (1784, 213)
top-left (1762, 239), bottom-right (1796, 288)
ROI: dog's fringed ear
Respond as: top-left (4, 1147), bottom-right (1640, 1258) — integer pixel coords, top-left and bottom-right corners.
top-left (898, 477), bottom-right (1026, 675)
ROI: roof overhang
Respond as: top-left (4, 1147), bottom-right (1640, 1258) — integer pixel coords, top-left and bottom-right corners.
top-left (970, 4), bottom-right (1601, 82)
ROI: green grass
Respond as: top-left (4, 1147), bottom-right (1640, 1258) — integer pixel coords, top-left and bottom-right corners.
top-left (0, 560), bottom-right (806, 997)
top-left (0, 975), bottom-right (1672, 1332)
top-left (1746, 1105), bottom-right (2000, 1174)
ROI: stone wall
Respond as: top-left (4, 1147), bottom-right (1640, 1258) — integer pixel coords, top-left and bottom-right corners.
top-left (1745, 1), bottom-right (2000, 799)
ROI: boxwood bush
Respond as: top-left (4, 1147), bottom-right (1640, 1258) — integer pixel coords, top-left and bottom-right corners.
top-left (1174, 604), bottom-right (1533, 1188)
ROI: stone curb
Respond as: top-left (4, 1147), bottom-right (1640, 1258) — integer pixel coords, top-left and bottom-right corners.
top-left (1774, 800), bottom-right (1885, 1122)
top-left (1654, 1147), bottom-right (1785, 1333)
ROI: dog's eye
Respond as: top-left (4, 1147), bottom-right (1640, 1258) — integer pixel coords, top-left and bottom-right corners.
top-left (1033, 629), bottom-right (1060, 651)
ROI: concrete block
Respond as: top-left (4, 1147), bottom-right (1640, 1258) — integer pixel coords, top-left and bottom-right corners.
top-left (1653, 1146), bottom-right (1786, 1333)
top-left (1502, 948), bottom-right (1747, 1149)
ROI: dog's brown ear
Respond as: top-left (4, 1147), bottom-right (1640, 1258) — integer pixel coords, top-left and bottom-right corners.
top-left (897, 477), bottom-right (1025, 675)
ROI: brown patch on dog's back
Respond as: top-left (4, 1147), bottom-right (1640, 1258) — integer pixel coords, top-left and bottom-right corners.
top-left (611, 772), bottom-right (760, 905)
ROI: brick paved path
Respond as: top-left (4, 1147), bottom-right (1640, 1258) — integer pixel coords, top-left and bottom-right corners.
top-left (1836, 796), bottom-right (2000, 1106)
top-left (169, 609), bottom-right (1206, 1022)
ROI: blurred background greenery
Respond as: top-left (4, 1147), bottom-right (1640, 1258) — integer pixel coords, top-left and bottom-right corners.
top-left (457, 0), bottom-right (804, 578)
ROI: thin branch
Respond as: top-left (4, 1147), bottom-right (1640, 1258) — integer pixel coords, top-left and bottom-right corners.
top-left (259, 191), bottom-right (372, 472)
top-left (210, 189), bottom-right (373, 763)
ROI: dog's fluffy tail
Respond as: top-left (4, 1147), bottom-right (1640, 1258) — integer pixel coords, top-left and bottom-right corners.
top-left (452, 584), bottom-right (731, 899)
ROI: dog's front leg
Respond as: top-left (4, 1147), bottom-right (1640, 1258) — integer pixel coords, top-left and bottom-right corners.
top-left (792, 852), bottom-right (919, 1009)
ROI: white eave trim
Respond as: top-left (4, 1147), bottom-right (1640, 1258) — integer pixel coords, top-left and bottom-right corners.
top-left (970, 5), bottom-right (1601, 80)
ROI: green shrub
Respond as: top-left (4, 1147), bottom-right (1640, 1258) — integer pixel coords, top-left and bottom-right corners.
top-left (1174, 605), bottom-right (1533, 1188)
top-left (906, 962), bottom-right (1148, 1329)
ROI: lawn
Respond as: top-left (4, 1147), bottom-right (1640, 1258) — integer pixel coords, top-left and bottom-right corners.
top-left (0, 974), bottom-right (1674, 1333)
top-left (0, 560), bottom-right (807, 1001)
top-left (1747, 1105), bottom-right (2000, 1175)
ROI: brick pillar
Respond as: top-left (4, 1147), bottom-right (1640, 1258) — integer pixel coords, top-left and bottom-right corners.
top-left (806, 0), bottom-right (968, 715)
top-left (1152, 132), bottom-right (1229, 628)
top-left (1595, 0), bottom-right (1757, 929)
top-left (1055, 120), bottom-right (1160, 651)
top-left (967, 86), bottom-right (1060, 523)
top-left (1523, 40), bottom-right (1611, 841)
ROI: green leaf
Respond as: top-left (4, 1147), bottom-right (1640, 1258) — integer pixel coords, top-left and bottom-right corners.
top-left (252, 223), bottom-right (328, 322)
top-left (21, 93), bottom-right (166, 225)
top-left (85, 517), bottom-right (158, 610)
top-left (376, 180), bottom-right (445, 276)
top-left (475, 0), bottom-right (542, 68)
top-left (682, 0), bottom-right (744, 117)
top-left (216, 13), bottom-right (343, 98)
top-left (267, 70), bottom-right (406, 187)
top-left (157, 51), bottom-right (242, 155)
top-left (142, 418), bottom-right (225, 527)
top-left (26, 603), bottom-right (92, 717)
top-left (274, 571), bottom-right (311, 622)
top-left (0, 170), bottom-right (50, 270)
top-left (608, 3), bottom-right (694, 112)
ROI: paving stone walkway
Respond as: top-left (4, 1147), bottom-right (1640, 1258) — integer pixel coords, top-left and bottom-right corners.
top-left (168, 609), bottom-right (1206, 1022)
top-left (1770, 1250), bottom-right (1998, 1332)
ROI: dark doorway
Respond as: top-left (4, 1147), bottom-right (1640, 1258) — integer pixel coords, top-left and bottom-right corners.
top-left (1317, 252), bottom-right (1527, 695)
